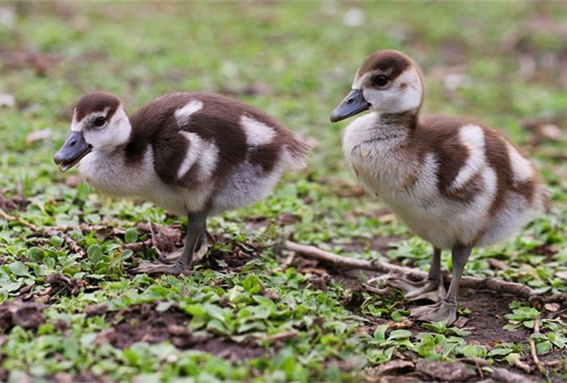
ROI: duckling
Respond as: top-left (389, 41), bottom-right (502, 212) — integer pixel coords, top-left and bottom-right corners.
top-left (54, 91), bottom-right (308, 275)
top-left (330, 50), bottom-right (547, 324)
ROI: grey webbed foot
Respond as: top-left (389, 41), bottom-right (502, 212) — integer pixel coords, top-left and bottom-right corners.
top-left (132, 261), bottom-right (191, 275)
top-left (133, 212), bottom-right (209, 276)
top-left (160, 249), bottom-right (183, 264)
top-left (405, 279), bottom-right (446, 302)
top-left (159, 237), bottom-right (210, 265)
top-left (410, 300), bottom-right (457, 325)
top-left (369, 271), bottom-right (445, 303)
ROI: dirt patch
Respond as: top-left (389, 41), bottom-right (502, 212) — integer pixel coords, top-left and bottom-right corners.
top-left (340, 236), bottom-right (401, 256)
top-left (365, 359), bottom-right (539, 383)
top-left (460, 289), bottom-right (530, 344)
top-left (204, 237), bottom-right (262, 272)
top-left (305, 254), bottom-right (559, 382)
top-left (0, 190), bottom-right (26, 212)
top-left (98, 303), bottom-right (265, 362)
top-left (0, 301), bottom-right (45, 331)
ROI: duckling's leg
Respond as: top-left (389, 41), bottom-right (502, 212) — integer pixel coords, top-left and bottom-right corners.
top-left (381, 247), bottom-right (445, 302)
top-left (160, 230), bottom-right (210, 264)
top-left (410, 245), bottom-right (471, 325)
top-left (133, 212), bottom-right (208, 275)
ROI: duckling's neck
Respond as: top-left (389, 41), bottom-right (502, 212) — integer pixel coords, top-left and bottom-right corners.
top-left (377, 110), bottom-right (418, 130)
top-left (342, 109), bottom-right (421, 197)
top-left (345, 110), bottom-right (418, 144)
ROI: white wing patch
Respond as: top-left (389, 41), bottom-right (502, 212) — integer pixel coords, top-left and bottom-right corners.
top-left (449, 124), bottom-right (486, 192)
top-left (175, 100), bottom-right (204, 126)
top-left (177, 131), bottom-right (219, 181)
top-left (177, 132), bottom-right (201, 179)
top-left (197, 139), bottom-right (219, 181)
top-left (241, 115), bottom-right (276, 146)
top-left (506, 142), bottom-right (533, 183)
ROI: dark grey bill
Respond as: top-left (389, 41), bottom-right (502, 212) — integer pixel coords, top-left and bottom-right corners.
top-left (330, 89), bottom-right (370, 123)
top-left (53, 131), bottom-right (92, 172)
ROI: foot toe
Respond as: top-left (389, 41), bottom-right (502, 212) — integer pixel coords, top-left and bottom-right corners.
top-left (133, 262), bottom-right (190, 276)
top-left (410, 301), bottom-right (457, 324)
top-left (404, 280), bottom-right (446, 302)
top-left (192, 242), bottom-right (210, 264)
top-left (159, 249), bottom-right (183, 264)
top-left (382, 274), bottom-right (443, 303)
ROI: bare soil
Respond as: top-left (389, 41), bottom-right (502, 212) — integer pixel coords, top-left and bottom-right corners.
top-left (93, 303), bottom-right (266, 362)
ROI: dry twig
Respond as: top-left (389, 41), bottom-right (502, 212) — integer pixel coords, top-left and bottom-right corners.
top-left (529, 315), bottom-right (545, 374)
top-left (283, 240), bottom-right (537, 300)
top-left (1, 208), bottom-right (85, 257)
top-left (513, 357), bottom-right (533, 374)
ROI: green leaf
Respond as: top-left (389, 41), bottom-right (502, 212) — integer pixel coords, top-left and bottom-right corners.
top-left (207, 319), bottom-right (229, 335)
top-left (252, 295), bottom-right (277, 314)
top-left (9, 261), bottom-right (30, 277)
top-left (489, 348), bottom-right (514, 357)
top-left (243, 274), bottom-right (262, 294)
top-left (182, 304), bottom-right (207, 318)
top-left (124, 228), bottom-right (138, 244)
top-left (87, 245), bottom-right (103, 263)
top-left (390, 310), bottom-right (409, 323)
top-left (202, 303), bottom-right (225, 322)
top-left (50, 236), bottom-right (65, 247)
top-left (373, 325), bottom-right (388, 341)
top-left (156, 301), bottom-right (174, 312)
top-left (536, 340), bottom-right (552, 355)
top-left (62, 338), bottom-right (79, 360)
top-left (26, 247), bottom-right (45, 261)
top-left (388, 330), bottom-right (412, 340)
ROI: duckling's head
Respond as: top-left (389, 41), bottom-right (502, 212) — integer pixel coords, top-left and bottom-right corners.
top-left (330, 50), bottom-right (424, 122)
top-left (54, 92), bottom-right (131, 171)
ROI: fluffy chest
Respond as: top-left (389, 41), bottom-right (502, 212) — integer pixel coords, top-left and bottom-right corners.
top-left (342, 114), bottom-right (429, 200)
top-left (78, 147), bottom-right (210, 215)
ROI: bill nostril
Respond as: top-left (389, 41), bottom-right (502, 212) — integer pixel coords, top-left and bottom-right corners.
top-left (69, 140), bottom-right (76, 147)
top-left (346, 98), bottom-right (354, 105)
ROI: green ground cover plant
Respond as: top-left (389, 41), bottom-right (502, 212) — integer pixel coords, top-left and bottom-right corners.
top-left (0, 2), bottom-right (566, 382)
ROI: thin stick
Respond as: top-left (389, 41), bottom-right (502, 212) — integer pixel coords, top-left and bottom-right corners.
top-left (530, 315), bottom-right (545, 374)
top-left (283, 240), bottom-right (536, 300)
top-left (0, 208), bottom-right (35, 229)
top-left (147, 221), bottom-right (162, 257)
top-left (513, 358), bottom-right (533, 374)
top-left (1, 208), bottom-right (85, 257)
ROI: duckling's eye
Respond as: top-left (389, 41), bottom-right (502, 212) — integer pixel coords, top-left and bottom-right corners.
top-left (373, 75), bottom-right (389, 87)
top-left (92, 116), bottom-right (106, 127)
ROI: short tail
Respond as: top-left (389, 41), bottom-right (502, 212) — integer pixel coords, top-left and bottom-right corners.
top-left (284, 137), bottom-right (310, 171)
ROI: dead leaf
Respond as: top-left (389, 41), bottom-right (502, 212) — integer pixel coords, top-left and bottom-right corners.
top-left (544, 303), bottom-right (560, 312)
top-left (415, 360), bottom-right (477, 382)
top-left (51, 372), bottom-right (73, 383)
top-left (365, 360), bottom-right (414, 377)
top-left (65, 175), bottom-right (83, 188)
top-left (0, 301), bottom-right (46, 330)
top-left (488, 258), bottom-right (509, 271)
top-left (94, 328), bottom-right (117, 345)
top-left (47, 273), bottom-right (85, 297)
top-left (85, 303), bottom-right (109, 317)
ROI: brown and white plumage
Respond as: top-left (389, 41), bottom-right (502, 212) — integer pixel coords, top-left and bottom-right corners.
top-left (331, 50), bottom-right (546, 324)
top-left (54, 91), bottom-right (308, 274)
